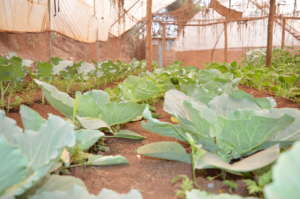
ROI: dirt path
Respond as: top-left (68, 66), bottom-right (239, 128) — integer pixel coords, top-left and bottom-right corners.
top-left (6, 86), bottom-right (299, 199)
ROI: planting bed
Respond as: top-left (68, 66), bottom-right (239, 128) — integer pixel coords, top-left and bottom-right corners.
top-left (1, 49), bottom-right (300, 199)
top-left (6, 85), bottom-right (300, 199)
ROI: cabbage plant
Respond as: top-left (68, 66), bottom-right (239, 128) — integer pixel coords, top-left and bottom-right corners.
top-left (0, 107), bottom-right (75, 198)
top-left (26, 175), bottom-right (143, 199)
top-left (34, 80), bottom-right (146, 135)
top-left (138, 89), bottom-right (300, 172)
top-left (185, 141), bottom-right (300, 199)
top-left (0, 106), bottom-right (140, 199)
top-left (19, 105), bottom-right (128, 168)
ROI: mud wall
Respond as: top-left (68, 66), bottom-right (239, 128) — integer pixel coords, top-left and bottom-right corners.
top-left (174, 48), bottom-right (247, 68)
top-left (0, 31), bottom-right (144, 62)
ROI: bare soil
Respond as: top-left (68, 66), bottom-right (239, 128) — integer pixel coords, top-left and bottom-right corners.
top-left (6, 86), bottom-right (299, 199)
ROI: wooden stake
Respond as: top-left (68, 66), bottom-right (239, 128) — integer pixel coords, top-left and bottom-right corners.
top-left (266, 0), bottom-right (276, 67)
top-left (146, 0), bottom-right (153, 71)
top-left (281, 18), bottom-right (286, 49)
top-left (224, 22), bottom-right (228, 62)
top-left (162, 23), bottom-right (167, 66)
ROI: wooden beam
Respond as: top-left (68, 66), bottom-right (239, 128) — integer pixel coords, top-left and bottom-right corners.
top-left (266, 0), bottom-right (276, 67)
top-left (162, 23), bottom-right (167, 66)
top-left (224, 22), bottom-right (228, 62)
top-left (146, 0), bottom-right (153, 71)
top-left (281, 18), bottom-right (286, 49)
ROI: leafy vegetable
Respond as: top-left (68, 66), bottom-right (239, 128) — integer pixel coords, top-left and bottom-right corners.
top-left (185, 141), bottom-right (300, 199)
top-left (264, 141), bottom-right (300, 199)
top-left (0, 108), bottom-right (75, 198)
top-left (138, 89), bottom-right (300, 172)
top-left (206, 49), bottom-right (300, 103)
top-left (27, 175), bottom-right (143, 199)
top-left (75, 129), bottom-right (105, 151)
top-left (35, 80), bottom-right (146, 131)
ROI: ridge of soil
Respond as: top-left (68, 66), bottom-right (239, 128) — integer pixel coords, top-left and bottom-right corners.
top-left (6, 86), bottom-right (299, 199)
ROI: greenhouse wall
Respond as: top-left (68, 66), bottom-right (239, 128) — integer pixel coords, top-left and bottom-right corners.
top-left (159, 17), bottom-right (300, 68)
top-left (0, 31), bottom-right (144, 62)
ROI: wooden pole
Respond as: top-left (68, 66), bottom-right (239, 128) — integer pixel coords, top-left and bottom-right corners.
top-left (146, 0), bottom-right (153, 71)
top-left (162, 23), bottom-right (167, 67)
top-left (281, 18), bottom-right (286, 49)
top-left (224, 22), bottom-right (228, 62)
top-left (266, 0), bottom-right (276, 67)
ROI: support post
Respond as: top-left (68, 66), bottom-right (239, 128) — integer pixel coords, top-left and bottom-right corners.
top-left (162, 23), bottom-right (167, 67)
top-left (266, 0), bottom-right (276, 67)
top-left (224, 22), bottom-right (228, 62)
top-left (281, 18), bottom-right (286, 49)
top-left (146, 0), bottom-right (153, 71)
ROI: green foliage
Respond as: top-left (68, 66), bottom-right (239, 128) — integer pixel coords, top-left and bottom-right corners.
top-left (26, 175), bottom-right (143, 199)
top-left (244, 170), bottom-right (272, 195)
top-left (172, 175), bottom-right (194, 198)
top-left (206, 49), bottom-right (300, 103)
top-left (107, 62), bottom-right (236, 104)
top-left (185, 141), bottom-right (300, 199)
top-left (37, 62), bottom-right (53, 80)
top-left (264, 141), bottom-right (300, 199)
top-left (223, 180), bottom-right (238, 192)
top-left (0, 55), bottom-right (26, 109)
top-left (138, 89), bottom-right (300, 172)
top-left (0, 108), bottom-right (75, 198)
top-left (35, 80), bottom-right (146, 133)
top-left (0, 55), bottom-right (146, 110)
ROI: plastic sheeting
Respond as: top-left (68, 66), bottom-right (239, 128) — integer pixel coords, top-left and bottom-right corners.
top-left (0, 0), bottom-right (175, 42)
top-left (174, 0), bottom-right (300, 51)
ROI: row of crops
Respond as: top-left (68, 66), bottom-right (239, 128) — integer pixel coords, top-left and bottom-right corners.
top-left (207, 49), bottom-right (300, 103)
top-left (0, 53), bottom-right (147, 110)
top-left (0, 49), bottom-right (300, 199)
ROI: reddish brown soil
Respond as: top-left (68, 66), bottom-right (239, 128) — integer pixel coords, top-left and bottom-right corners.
top-left (5, 87), bottom-right (299, 199)
top-left (239, 85), bottom-right (300, 109)
top-left (7, 103), bottom-right (64, 128)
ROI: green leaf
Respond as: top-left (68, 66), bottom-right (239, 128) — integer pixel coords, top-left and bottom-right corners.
top-left (114, 130), bottom-right (145, 140)
top-left (37, 62), bottom-right (53, 80)
top-left (75, 129), bottom-right (104, 151)
top-left (141, 106), bottom-right (186, 141)
top-left (119, 75), bottom-right (163, 102)
top-left (34, 80), bottom-right (74, 118)
top-left (0, 110), bottom-right (23, 144)
top-left (97, 102), bottom-right (145, 126)
top-left (0, 110), bottom-right (76, 198)
top-left (28, 175), bottom-right (143, 199)
top-left (267, 108), bottom-right (300, 141)
top-left (86, 155), bottom-right (128, 166)
top-left (216, 112), bottom-right (294, 161)
top-left (230, 90), bottom-right (276, 109)
top-left (0, 137), bottom-right (28, 196)
top-left (137, 141), bottom-right (192, 164)
top-left (208, 92), bottom-right (275, 117)
top-left (20, 105), bottom-right (46, 131)
top-left (35, 80), bottom-right (146, 129)
top-left (19, 115), bottom-right (76, 170)
top-left (264, 142), bottom-right (300, 199)
top-left (77, 116), bottom-right (110, 130)
top-left (195, 145), bottom-right (280, 172)
top-left (163, 89), bottom-right (204, 120)
top-left (76, 90), bottom-right (109, 118)
top-left (0, 57), bottom-right (24, 82)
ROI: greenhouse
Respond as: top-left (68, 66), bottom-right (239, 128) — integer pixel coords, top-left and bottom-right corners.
top-left (0, 0), bottom-right (300, 199)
